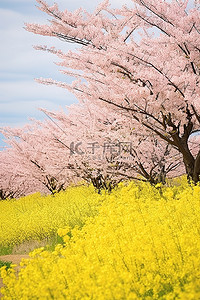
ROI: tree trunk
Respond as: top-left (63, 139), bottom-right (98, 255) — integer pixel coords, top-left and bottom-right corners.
top-left (171, 136), bottom-right (196, 182)
top-left (181, 148), bottom-right (200, 184)
top-left (193, 151), bottom-right (200, 184)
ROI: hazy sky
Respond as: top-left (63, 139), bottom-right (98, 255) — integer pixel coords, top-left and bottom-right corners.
top-left (0, 0), bottom-right (135, 149)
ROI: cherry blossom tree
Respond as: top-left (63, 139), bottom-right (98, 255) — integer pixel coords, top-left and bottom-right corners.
top-left (25, 0), bottom-right (200, 183)
top-left (0, 149), bottom-right (46, 199)
top-left (40, 102), bottom-right (183, 187)
top-left (1, 99), bottom-right (182, 197)
top-left (0, 124), bottom-right (77, 196)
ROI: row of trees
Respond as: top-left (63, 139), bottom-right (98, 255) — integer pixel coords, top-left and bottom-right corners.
top-left (0, 101), bottom-right (184, 198)
top-left (1, 0), bottom-right (200, 198)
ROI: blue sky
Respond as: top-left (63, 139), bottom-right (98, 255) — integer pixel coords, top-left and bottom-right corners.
top-left (0, 0), bottom-right (134, 149)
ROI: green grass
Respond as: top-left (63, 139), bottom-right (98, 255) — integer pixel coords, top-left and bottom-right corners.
top-left (43, 234), bottom-right (65, 252)
top-left (0, 260), bottom-right (12, 270)
top-left (0, 246), bottom-right (13, 256)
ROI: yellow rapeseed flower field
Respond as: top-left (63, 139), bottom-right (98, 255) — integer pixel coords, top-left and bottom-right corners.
top-left (1, 178), bottom-right (200, 299)
top-left (0, 184), bottom-right (102, 249)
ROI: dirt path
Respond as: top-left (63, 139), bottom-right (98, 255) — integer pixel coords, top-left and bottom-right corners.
top-left (0, 255), bottom-right (30, 298)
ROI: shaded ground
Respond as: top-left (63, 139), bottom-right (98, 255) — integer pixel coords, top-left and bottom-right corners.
top-left (0, 255), bottom-right (30, 298)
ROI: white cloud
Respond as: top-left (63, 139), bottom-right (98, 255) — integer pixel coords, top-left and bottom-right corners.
top-left (1, 0), bottom-right (30, 2)
top-left (0, 99), bottom-right (64, 117)
top-left (0, 80), bottom-right (77, 105)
